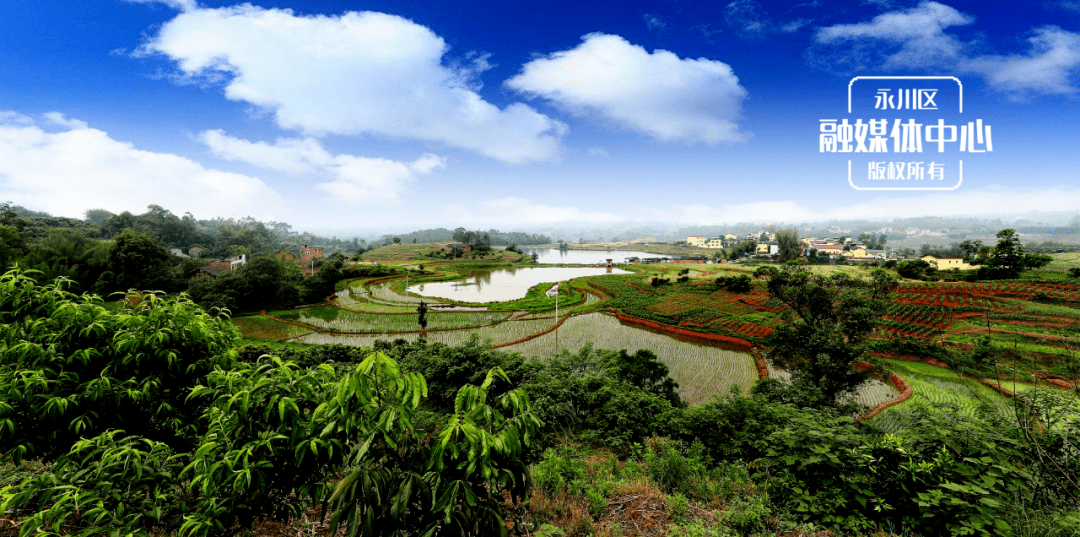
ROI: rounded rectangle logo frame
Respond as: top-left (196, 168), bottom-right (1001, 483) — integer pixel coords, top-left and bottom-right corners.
top-left (846, 76), bottom-right (964, 191)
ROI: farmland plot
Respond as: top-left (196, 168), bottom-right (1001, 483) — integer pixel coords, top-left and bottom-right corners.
top-left (368, 282), bottom-right (425, 304)
top-left (873, 361), bottom-right (1013, 433)
top-left (297, 310), bottom-right (512, 333)
top-left (504, 313), bottom-right (758, 405)
top-left (295, 317), bottom-right (556, 348)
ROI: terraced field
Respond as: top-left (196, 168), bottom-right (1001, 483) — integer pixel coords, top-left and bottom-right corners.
top-left (298, 310), bottom-right (512, 333)
top-left (504, 313), bottom-right (758, 405)
top-left (295, 317), bottom-right (558, 348)
top-left (872, 360), bottom-right (1014, 432)
top-left (235, 263), bottom-right (1080, 419)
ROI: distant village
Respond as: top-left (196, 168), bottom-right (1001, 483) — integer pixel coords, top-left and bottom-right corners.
top-left (169, 244), bottom-right (327, 276)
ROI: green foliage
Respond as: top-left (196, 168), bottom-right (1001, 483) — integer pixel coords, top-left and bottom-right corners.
top-left (0, 224), bottom-right (24, 271)
top-left (327, 362), bottom-right (540, 537)
top-left (103, 229), bottom-right (181, 293)
top-left (532, 445), bottom-right (586, 496)
top-left (775, 228), bottom-right (800, 263)
top-left (715, 275), bottom-right (751, 293)
top-left (1, 269), bottom-right (540, 537)
top-left (604, 349), bottom-right (682, 408)
top-left (0, 268), bottom-right (238, 462)
top-left (1, 431), bottom-right (185, 537)
top-left (897, 259), bottom-right (932, 280)
top-left (722, 495), bottom-right (771, 536)
top-left (764, 406), bottom-right (1034, 535)
top-left (754, 265), bottom-right (884, 408)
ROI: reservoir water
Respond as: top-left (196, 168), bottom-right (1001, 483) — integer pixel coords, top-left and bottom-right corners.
top-left (408, 266), bottom-right (630, 302)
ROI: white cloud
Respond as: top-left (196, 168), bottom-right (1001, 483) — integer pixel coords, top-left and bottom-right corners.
top-left (199, 130), bottom-right (444, 205)
top-left (142, 5), bottom-right (565, 163)
top-left (0, 112), bottom-right (33, 126)
top-left (962, 26), bottom-right (1080, 97)
top-left (124, 0), bottom-right (196, 12)
top-left (643, 14), bottom-right (666, 31)
top-left (587, 147), bottom-right (609, 157)
top-left (506, 33), bottom-right (748, 144)
top-left (812, 1), bottom-right (1080, 97)
top-left (42, 112), bottom-right (88, 130)
top-left (0, 113), bottom-right (281, 220)
top-left (723, 1), bottom-right (810, 39)
top-left (725, 0), bottom-right (774, 40)
top-left (444, 197), bottom-right (624, 225)
top-left (813, 1), bottom-right (971, 70)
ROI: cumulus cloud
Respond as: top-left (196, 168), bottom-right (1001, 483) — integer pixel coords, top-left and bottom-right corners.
top-left (444, 197), bottom-right (624, 225)
top-left (142, 5), bottom-right (565, 163)
top-left (0, 113), bottom-right (281, 219)
top-left (506, 33), bottom-right (748, 144)
top-left (811, 1), bottom-right (1080, 97)
top-left (42, 112), bottom-right (89, 130)
top-left (199, 130), bottom-right (444, 205)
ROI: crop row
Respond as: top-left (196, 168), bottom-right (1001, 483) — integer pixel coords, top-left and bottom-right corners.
top-left (296, 317), bottom-right (557, 347)
top-left (367, 281), bottom-right (425, 304)
top-left (297, 310), bottom-right (513, 333)
top-left (701, 317), bottom-right (774, 338)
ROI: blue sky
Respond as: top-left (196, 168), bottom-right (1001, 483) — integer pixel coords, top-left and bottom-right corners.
top-left (1, 0), bottom-right (1079, 231)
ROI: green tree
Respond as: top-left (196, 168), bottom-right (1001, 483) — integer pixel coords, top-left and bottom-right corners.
top-left (776, 228), bottom-right (801, 263)
top-left (897, 259), bottom-right (932, 280)
top-left (983, 228), bottom-right (1053, 279)
top-left (958, 239), bottom-right (983, 262)
top-left (416, 299), bottom-right (428, 331)
top-left (0, 225), bottom-right (24, 271)
top-left (83, 208), bottom-right (115, 224)
top-left (103, 229), bottom-right (178, 292)
top-left (752, 265), bottom-right (887, 408)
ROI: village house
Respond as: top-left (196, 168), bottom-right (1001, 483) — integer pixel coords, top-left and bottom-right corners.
top-left (921, 255), bottom-right (975, 271)
top-left (193, 261), bottom-right (232, 279)
top-left (686, 235), bottom-right (706, 247)
top-left (299, 246), bottom-right (324, 265)
top-left (811, 244), bottom-right (844, 257)
top-left (673, 255), bottom-right (706, 264)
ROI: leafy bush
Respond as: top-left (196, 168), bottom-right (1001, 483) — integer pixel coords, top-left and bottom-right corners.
top-left (0, 268), bottom-right (238, 461)
top-left (0, 267), bottom-right (542, 537)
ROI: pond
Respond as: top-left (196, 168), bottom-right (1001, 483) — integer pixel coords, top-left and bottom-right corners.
top-left (520, 247), bottom-right (670, 264)
top-left (408, 266), bottom-right (630, 302)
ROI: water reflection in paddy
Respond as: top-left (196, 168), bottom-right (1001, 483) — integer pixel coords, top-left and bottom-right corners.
top-left (521, 247), bottom-right (668, 264)
top-left (409, 266), bottom-right (630, 302)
